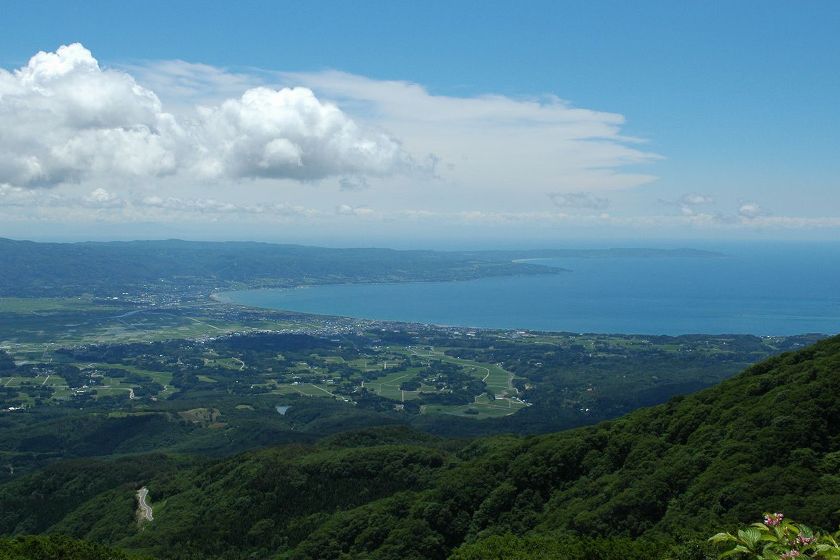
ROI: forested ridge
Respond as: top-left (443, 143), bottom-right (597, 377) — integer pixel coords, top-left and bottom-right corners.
top-left (2, 335), bottom-right (839, 559)
top-left (0, 238), bottom-right (556, 297)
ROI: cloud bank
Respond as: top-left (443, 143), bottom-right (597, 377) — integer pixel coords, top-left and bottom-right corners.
top-left (0, 44), bottom-right (407, 189)
top-left (280, 70), bottom-right (661, 200)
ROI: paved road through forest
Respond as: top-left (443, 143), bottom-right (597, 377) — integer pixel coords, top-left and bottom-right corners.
top-left (137, 487), bottom-right (153, 522)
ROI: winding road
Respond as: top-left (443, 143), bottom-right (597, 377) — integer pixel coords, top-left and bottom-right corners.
top-left (137, 487), bottom-right (153, 522)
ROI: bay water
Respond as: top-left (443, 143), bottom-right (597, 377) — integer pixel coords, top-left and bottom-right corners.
top-left (218, 243), bottom-right (840, 336)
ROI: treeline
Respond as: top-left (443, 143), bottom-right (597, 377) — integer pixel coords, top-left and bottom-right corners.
top-left (0, 534), bottom-right (139, 560)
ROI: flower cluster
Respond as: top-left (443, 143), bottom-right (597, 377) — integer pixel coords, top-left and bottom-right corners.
top-left (765, 512), bottom-right (784, 527)
top-left (796, 535), bottom-right (816, 546)
top-left (710, 513), bottom-right (840, 559)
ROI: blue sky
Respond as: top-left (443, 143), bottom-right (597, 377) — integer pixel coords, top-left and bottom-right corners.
top-left (1, 1), bottom-right (839, 245)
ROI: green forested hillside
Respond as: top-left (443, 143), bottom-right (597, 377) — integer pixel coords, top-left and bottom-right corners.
top-left (2, 335), bottom-right (839, 559)
top-left (0, 238), bottom-right (556, 297)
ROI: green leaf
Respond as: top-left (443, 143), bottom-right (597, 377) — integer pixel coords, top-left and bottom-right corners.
top-left (719, 544), bottom-right (751, 558)
top-left (738, 528), bottom-right (763, 550)
top-left (710, 532), bottom-right (737, 543)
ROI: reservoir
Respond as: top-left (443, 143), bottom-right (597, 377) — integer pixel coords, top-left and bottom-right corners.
top-left (218, 243), bottom-right (840, 336)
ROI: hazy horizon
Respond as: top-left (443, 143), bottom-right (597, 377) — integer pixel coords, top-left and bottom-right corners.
top-left (6, 233), bottom-right (840, 253)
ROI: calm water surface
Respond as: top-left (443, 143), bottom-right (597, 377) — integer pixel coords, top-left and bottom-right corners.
top-left (218, 244), bottom-right (840, 335)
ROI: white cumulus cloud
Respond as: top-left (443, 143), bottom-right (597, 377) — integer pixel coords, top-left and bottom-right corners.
top-left (82, 188), bottom-right (124, 208)
top-left (658, 192), bottom-right (716, 216)
top-left (192, 87), bottom-right (407, 181)
top-left (0, 44), bottom-right (408, 189)
top-left (336, 204), bottom-right (374, 216)
top-left (0, 44), bottom-right (180, 187)
top-left (738, 202), bottom-right (763, 219)
top-left (680, 193), bottom-right (714, 206)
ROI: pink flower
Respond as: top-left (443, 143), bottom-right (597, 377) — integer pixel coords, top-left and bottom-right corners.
top-left (796, 535), bottom-right (815, 546)
top-left (764, 512), bottom-right (784, 527)
top-left (780, 551), bottom-right (801, 559)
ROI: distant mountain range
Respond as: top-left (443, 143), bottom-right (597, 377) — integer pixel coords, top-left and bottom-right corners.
top-left (0, 238), bottom-right (720, 298)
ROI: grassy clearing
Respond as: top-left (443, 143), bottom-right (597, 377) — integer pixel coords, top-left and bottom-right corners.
top-left (0, 302), bottom-right (309, 350)
top-left (422, 395), bottom-right (526, 419)
top-left (395, 346), bottom-right (513, 395)
top-left (274, 383), bottom-right (339, 398)
top-left (461, 361), bottom-right (509, 392)
top-left (73, 362), bottom-right (175, 398)
top-left (94, 386), bottom-right (133, 398)
top-left (0, 297), bottom-right (119, 313)
top-left (204, 357), bottom-right (244, 370)
top-left (2, 375), bottom-right (69, 389)
top-left (367, 369), bottom-right (421, 401)
top-left (271, 384), bottom-right (302, 396)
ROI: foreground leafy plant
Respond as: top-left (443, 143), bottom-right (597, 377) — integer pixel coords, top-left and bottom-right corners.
top-left (710, 513), bottom-right (840, 559)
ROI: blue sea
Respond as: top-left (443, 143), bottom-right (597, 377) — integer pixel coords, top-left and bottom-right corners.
top-left (218, 243), bottom-right (840, 336)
